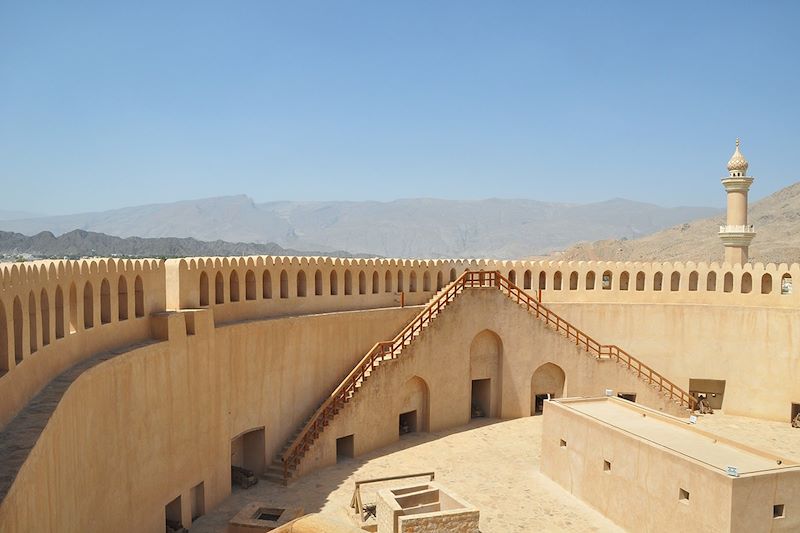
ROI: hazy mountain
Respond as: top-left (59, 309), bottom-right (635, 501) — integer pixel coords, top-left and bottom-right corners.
top-left (0, 196), bottom-right (721, 259)
top-left (551, 182), bottom-right (800, 264)
top-left (0, 210), bottom-right (43, 221)
top-left (0, 229), bottom-right (357, 261)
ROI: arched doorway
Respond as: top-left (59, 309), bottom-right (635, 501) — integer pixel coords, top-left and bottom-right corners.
top-left (398, 376), bottom-right (430, 435)
top-left (469, 330), bottom-right (502, 418)
top-left (531, 362), bottom-right (566, 415)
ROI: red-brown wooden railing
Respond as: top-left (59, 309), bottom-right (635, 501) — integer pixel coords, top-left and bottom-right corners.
top-left (281, 270), bottom-right (695, 481)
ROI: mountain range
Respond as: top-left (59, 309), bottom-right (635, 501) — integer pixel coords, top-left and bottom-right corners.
top-left (552, 182), bottom-right (800, 264)
top-left (0, 230), bottom-right (356, 261)
top-left (0, 196), bottom-right (721, 259)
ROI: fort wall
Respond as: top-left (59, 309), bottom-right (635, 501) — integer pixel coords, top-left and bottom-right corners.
top-left (2, 256), bottom-right (798, 427)
top-left (1, 254), bottom-right (799, 531)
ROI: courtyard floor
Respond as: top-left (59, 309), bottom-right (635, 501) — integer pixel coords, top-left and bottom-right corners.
top-left (190, 411), bottom-right (800, 533)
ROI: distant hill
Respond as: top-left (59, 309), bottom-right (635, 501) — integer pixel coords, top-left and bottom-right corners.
top-left (0, 229), bottom-right (358, 261)
top-left (0, 196), bottom-right (721, 259)
top-left (550, 182), bottom-right (800, 264)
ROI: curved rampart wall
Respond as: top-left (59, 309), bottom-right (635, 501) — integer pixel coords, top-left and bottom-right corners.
top-left (0, 259), bottom-right (165, 427)
top-left (3, 256), bottom-right (798, 428)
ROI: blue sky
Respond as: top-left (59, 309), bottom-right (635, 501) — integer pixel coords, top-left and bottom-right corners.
top-left (1, 1), bottom-right (798, 215)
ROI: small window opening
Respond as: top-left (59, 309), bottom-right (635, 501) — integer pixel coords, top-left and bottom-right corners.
top-left (679, 488), bottom-right (690, 503)
top-left (560, 439), bottom-right (567, 448)
top-left (603, 460), bottom-right (612, 472)
top-left (336, 434), bottom-right (354, 462)
top-left (774, 504), bottom-right (785, 519)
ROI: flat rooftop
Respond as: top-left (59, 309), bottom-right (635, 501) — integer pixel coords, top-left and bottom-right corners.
top-left (559, 397), bottom-right (797, 474)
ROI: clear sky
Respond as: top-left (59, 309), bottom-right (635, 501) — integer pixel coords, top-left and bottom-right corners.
top-left (1, 1), bottom-right (798, 215)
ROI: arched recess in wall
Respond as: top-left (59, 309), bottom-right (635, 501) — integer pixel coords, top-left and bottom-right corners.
top-left (0, 301), bottom-right (7, 372)
top-left (539, 272), bottom-right (547, 290)
top-left (314, 270), bottom-right (323, 296)
top-left (119, 277), bottom-right (129, 318)
top-left (296, 270), bottom-right (307, 297)
top-left (449, 268), bottom-right (457, 282)
top-left (330, 271), bottom-right (338, 296)
top-left (508, 270), bottom-right (517, 285)
top-left (230, 271), bottom-right (240, 302)
top-left (397, 271), bottom-right (404, 292)
top-left (215, 272), bottom-right (224, 304)
top-left (246, 270), bottom-right (256, 300)
top-left (40, 289), bottom-right (50, 346)
top-left (761, 273), bottom-right (772, 294)
top-left (134, 276), bottom-right (144, 318)
top-left (670, 272), bottom-right (680, 292)
top-left (54, 286), bottom-right (65, 339)
top-left (198, 272), bottom-right (208, 307)
top-left (399, 376), bottom-right (430, 433)
top-left (68, 283), bottom-right (78, 334)
top-left (724, 272), bottom-right (734, 293)
top-left (620, 271), bottom-right (629, 291)
top-left (423, 271), bottom-right (431, 292)
top-left (344, 270), bottom-right (353, 295)
top-left (263, 270), bottom-right (272, 299)
top-left (635, 272), bottom-right (645, 291)
top-left (358, 271), bottom-right (366, 295)
top-left (530, 362), bottom-right (566, 416)
top-left (372, 271), bottom-right (380, 294)
top-left (688, 271), bottom-right (698, 291)
top-left (28, 292), bottom-right (37, 353)
top-left (83, 281), bottom-right (94, 329)
top-left (569, 272), bottom-right (578, 290)
top-left (553, 271), bottom-right (562, 290)
top-left (384, 271), bottom-right (392, 293)
top-left (100, 278), bottom-right (111, 324)
top-left (523, 270), bottom-right (532, 290)
top-left (280, 270), bottom-right (288, 299)
top-left (602, 270), bottom-right (612, 290)
top-left (653, 272), bottom-right (663, 291)
top-left (409, 272), bottom-right (417, 293)
top-left (13, 297), bottom-right (23, 363)
top-left (436, 271), bottom-right (444, 291)
top-left (469, 329), bottom-right (502, 418)
top-left (707, 271), bottom-right (717, 292)
top-left (585, 271), bottom-right (595, 290)
top-left (741, 272), bottom-right (752, 294)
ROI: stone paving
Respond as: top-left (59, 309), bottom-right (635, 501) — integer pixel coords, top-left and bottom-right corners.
top-left (192, 412), bottom-right (800, 533)
top-left (191, 416), bottom-right (622, 533)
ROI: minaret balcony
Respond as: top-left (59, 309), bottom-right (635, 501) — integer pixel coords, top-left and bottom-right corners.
top-left (719, 225), bottom-right (756, 247)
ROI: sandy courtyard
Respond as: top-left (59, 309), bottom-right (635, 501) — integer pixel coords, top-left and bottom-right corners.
top-left (190, 412), bottom-right (800, 533)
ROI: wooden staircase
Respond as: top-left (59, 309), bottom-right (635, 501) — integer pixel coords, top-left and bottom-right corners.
top-left (271, 270), bottom-right (696, 484)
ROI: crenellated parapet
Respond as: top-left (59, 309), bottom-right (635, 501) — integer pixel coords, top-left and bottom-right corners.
top-left (1, 254), bottom-right (798, 428)
top-left (0, 258), bottom-right (165, 427)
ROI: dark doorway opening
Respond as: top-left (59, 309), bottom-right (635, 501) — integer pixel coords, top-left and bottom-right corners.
top-left (533, 394), bottom-right (550, 415)
top-left (231, 427), bottom-right (264, 489)
top-left (399, 411), bottom-right (418, 435)
top-left (165, 495), bottom-right (183, 533)
top-left (471, 379), bottom-right (491, 418)
top-left (792, 403), bottom-right (800, 424)
top-left (336, 434), bottom-right (355, 462)
top-left (618, 393), bottom-right (637, 403)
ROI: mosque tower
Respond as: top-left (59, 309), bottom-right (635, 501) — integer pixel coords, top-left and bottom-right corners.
top-left (718, 138), bottom-right (755, 264)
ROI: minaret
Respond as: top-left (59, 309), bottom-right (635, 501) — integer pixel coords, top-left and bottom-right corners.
top-left (718, 138), bottom-right (755, 264)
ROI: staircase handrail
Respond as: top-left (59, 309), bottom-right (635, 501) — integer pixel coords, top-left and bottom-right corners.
top-left (281, 270), bottom-right (696, 481)
top-left (492, 271), bottom-right (697, 411)
top-left (281, 271), bottom-right (481, 476)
